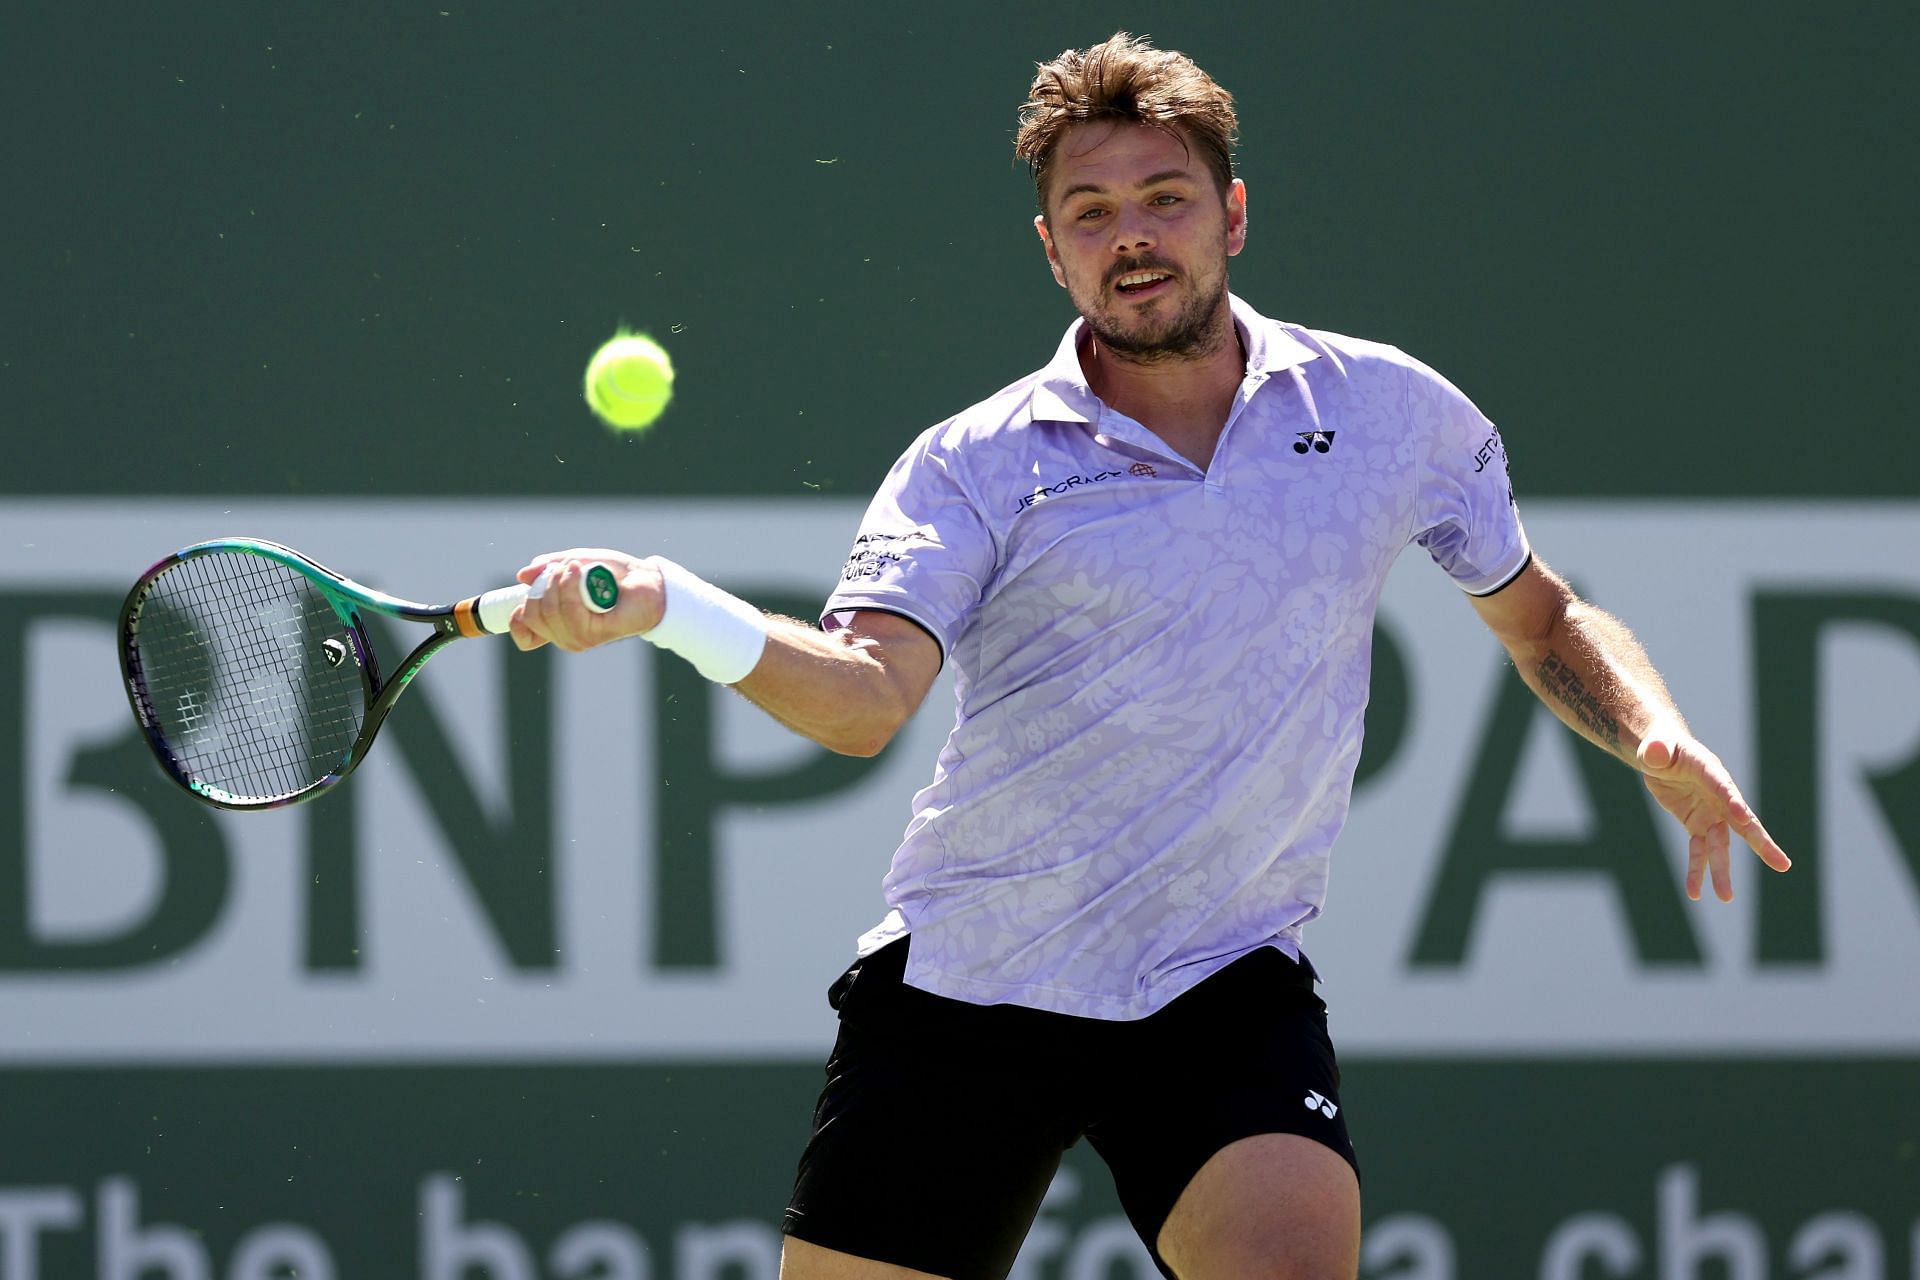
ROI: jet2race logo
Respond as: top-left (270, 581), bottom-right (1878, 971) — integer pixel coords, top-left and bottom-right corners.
top-left (1472, 428), bottom-right (1506, 474)
top-left (1014, 470), bottom-right (1125, 513)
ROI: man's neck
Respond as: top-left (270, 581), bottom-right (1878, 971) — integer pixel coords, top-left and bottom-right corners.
top-left (1080, 312), bottom-right (1247, 461)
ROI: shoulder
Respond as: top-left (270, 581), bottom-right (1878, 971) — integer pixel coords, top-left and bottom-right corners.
top-left (865, 370), bottom-right (1067, 516)
top-left (1266, 321), bottom-right (1482, 422)
top-left (899, 366), bottom-right (1071, 466)
top-left (1279, 322), bottom-right (1425, 384)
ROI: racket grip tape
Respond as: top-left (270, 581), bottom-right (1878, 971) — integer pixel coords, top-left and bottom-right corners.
top-left (468, 563), bottom-right (619, 636)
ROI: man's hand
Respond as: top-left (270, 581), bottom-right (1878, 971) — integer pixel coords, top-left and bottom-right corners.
top-left (1635, 730), bottom-right (1792, 902)
top-left (1472, 557), bottom-right (1792, 903)
top-left (508, 549), bottom-right (664, 653)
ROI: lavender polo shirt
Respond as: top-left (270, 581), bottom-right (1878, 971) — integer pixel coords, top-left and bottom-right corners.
top-left (822, 294), bottom-right (1529, 1019)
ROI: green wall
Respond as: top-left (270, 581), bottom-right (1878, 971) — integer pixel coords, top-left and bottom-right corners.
top-left (6, 3), bottom-right (1912, 498)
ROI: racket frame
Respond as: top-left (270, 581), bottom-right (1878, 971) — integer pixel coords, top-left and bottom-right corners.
top-left (121, 537), bottom-right (518, 811)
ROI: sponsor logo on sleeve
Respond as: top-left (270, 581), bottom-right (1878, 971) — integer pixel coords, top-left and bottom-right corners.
top-left (840, 531), bottom-right (932, 582)
top-left (1472, 427), bottom-right (1506, 474)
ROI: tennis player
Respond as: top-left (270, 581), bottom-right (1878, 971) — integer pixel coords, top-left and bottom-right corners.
top-left (511, 32), bottom-right (1790, 1280)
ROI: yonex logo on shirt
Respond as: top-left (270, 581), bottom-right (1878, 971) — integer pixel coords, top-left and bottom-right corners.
top-left (1013, 470), bottom-right (1126, 513)
top-left (1293, 430), bottom-right (1337, 454)
top-left (1304, 1090), bottom-right (1339, 1119)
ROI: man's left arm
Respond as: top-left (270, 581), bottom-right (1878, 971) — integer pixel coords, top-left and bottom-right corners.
top-left (1468, 556), bottom-right (1792, 902)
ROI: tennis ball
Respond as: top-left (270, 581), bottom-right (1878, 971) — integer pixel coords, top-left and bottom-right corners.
top-left (584, 332), bottom-right (674, 431)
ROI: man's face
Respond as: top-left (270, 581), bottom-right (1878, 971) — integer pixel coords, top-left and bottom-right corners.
top-left (1034, 122), bottom-right (1247, 361)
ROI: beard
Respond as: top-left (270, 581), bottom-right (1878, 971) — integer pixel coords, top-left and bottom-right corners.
top-left (1073, 257), bottom-right (1232, 364)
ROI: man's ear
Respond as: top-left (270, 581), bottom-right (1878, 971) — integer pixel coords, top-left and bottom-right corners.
top-left (1034, 214), bottom-right (1067, 288)
top-left (1226, 179), bottom-right (1248, 257)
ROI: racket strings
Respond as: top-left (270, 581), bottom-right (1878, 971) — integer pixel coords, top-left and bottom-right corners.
top-left (129, 552), bottom-right (367, 802)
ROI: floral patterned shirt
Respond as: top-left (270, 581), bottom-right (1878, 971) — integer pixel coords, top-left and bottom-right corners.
top-left (822, 295), bottom-right (1529, 1018)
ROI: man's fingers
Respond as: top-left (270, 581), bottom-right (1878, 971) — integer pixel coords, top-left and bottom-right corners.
top-left (1715, 773), bottom-right (1791, 873)
top-left (1706, 821), bottom-right (1734, 902)
top-left (509, 549), bottom-right (657, 653)
top-left (1734, 810), bottom-right (1793, 873)
top-left (508, 611), bottom-right (550, 653)
top-left (1644, 735), bottom-right (1795, 892)
top-left (1684, 827), bottom-right (1734, 904)
top-left (511, 565), bottom-right (619, 655)
top-left (517, 553), bottom-right (570, 585)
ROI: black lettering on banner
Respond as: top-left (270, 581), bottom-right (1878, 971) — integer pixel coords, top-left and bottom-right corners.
top-left (304, 616), bottom-right (558, 972)
top-left (652, 587), bottom-right (889, 969)
top-left (0, 591), bottom-right (231, 972)
top-left (1410, 663), bottom-right (1700, 968)
top-left (1353, 620), bottom-right (1411, 793)
top-left (1752, 590), bottom-right (1920, 966)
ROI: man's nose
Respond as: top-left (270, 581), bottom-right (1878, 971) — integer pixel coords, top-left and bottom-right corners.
top-left (1110, 205), bottom-right (1155, 253)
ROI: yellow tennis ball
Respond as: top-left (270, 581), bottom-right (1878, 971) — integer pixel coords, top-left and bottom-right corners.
top-left (584, 333), bottom-right (674, 431)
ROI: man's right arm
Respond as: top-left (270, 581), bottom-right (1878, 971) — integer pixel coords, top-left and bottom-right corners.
top-left (507, 551), bottom-right (943, 758)
top-left (734, 610), bottom-right (943, 757)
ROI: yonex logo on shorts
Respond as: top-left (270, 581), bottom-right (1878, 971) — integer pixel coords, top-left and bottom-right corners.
top-left (1304, 1090), bottom-right (1339, 1119)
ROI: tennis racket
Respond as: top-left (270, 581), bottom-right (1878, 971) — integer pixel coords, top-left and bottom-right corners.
top-left (118, 537), bottom-right (618, 811)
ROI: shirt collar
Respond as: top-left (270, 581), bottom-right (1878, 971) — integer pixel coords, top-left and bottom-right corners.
top-left (1027, 293), bottom-right (1321, 425)
top-left (1230, 293), bottom-right (1324, 375)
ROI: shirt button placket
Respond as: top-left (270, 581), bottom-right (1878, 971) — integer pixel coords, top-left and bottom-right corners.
top-left (1207, 373), bottom-right (1266, 495)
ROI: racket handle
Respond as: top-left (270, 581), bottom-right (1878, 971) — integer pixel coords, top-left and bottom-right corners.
top-left (471, 563), bottom-right (619, 635)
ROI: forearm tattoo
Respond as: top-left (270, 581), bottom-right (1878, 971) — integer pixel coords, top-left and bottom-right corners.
top-left (1537, 651), bottom-right (1622, 750)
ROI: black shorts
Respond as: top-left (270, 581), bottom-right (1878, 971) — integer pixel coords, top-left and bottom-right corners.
top-left (781, 937), bottom-right (1357, 1280)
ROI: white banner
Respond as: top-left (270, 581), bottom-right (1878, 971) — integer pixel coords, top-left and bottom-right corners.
top-left (0, 499), bottom-right (1915, 1060)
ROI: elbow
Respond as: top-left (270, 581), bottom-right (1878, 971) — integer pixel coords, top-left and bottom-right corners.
top-left (826, 726), bottom-right (901, 758)
top-left (821, 703), bottom-right (911, 758)
top-left (830, 734), bottom-right (893, 759)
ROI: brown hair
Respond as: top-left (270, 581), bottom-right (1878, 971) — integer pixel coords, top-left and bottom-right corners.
top-left (1015, 32), bottom-right (1238, 214)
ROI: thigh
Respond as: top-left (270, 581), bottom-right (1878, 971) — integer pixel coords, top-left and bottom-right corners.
top-left (782, 940), bottom-right (1078, 1280)
top-left (1086, 949), bottom-right (1360, 1277)
top-left (1156, 1133), bottom-right (1360, 1280)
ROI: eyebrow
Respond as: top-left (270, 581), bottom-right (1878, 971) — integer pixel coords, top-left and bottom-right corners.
top-left (1055, 169), bottom-right (1197, 203)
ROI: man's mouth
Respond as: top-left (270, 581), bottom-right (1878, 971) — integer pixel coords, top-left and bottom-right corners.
top-left (1113, 270), bottom-right (1173, 296)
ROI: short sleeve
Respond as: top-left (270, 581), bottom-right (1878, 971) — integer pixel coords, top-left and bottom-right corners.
top-left (1405, 356), bottom-right (1532, 595)
top-left (821, 426), bottom-right (996, 660)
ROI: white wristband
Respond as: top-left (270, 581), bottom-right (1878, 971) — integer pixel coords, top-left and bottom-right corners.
top-left (641, 557), bottom-right (769, 685)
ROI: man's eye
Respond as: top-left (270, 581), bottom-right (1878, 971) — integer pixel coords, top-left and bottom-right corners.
top-left (1152, 194), bottom-right (1181, 206)
top-left (1077, 207), bottom-right (1106, 221)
